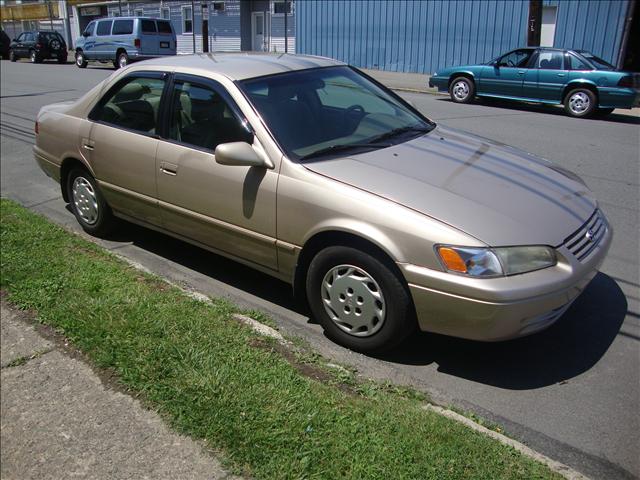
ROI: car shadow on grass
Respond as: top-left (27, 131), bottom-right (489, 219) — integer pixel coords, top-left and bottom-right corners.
top-left (377, 272), bottom-right (628, 390)
top-left (435, 96), bottom-right (640, 125)
top-left (99, 215), bottom-right (627, 391)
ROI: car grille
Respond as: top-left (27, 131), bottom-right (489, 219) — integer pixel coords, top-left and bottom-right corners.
top-left (563, 209), bottom-right (607, 262)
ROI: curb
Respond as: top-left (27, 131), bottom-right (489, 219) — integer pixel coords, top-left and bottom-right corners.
top-left (424, 404), bottom-right (590, 480)
top-left (111, 249), bottom-right (590, 480)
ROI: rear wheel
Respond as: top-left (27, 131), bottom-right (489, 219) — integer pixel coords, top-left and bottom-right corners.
top-left (75, 51), bottom-right (87, 68)
top-left (116, 52), bottom-right (128, 69)
top-left (67, 168), bottom-right (115, 237)
top-left (306, 246), bottom-right (416, 353)
top-left (564, 88), bottom-right (596, 118)
top-left (449, 76), bottom-right (475, 103)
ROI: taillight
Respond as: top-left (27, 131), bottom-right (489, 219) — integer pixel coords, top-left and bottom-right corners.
top-left (35, 121), bottom-right (39, 134)
top-left (617, 76), bottom-right (634, 88)
top-left (134, 38), bottom-right (140, 48)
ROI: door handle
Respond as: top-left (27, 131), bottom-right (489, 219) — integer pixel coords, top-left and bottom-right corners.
top-left (557, 73), bottom-right (565, 77)
top-left (160, 162), bottom-right (178, 176)
top-left (518, 70), bottom-right (525, 75)
top-left (82, 144), bottom-right (94, 151)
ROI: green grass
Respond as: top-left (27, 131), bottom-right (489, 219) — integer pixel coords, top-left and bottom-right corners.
top-left (0, 198), bottom-right (561, 480)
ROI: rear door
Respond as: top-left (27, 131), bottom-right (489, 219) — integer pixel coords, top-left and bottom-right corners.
top-left (112, 19), bottom-right (135, 56)
top-left (87, 71), bottom-right (168, 225)
top-left (532, 50), bottom-right (569, 102)
top-left (156, 20), bottom-right (176, 55)
top-left (139, 19), bottom-right (158, 56)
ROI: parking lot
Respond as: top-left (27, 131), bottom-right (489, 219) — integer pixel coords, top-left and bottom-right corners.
top-left (1, 59), bottom-right (638, 480)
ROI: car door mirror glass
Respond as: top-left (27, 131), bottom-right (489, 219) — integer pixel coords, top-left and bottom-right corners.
top-left (215, 142), bottom-right (270, 168)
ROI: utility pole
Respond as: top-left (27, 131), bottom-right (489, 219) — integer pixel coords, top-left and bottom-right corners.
top-left (202, 1), bottom-right (209, 53)
top-left (118, 0), bottom-right (122, 16)
top-left (284, 1), bottom-right (288, 53)
top-left (47, 0), bottom-right (54, 30)
top-left (59, 1), bottom-right (72, 49)
top-left (191, 0), bottom-right (196, 53)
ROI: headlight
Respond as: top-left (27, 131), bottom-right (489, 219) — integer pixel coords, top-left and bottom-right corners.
top-left (436, 245), bottom-right (556, 277)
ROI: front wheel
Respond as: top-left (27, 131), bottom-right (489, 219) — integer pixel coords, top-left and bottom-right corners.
top-left (306, 246), bottom-right (416, 353)
top-left (67, 168), bottom-right (115, 237)
top-left (75, 51), bottom-right (88, 68)
top-left (9, 49), bottom-right (17, 62)
top-left (449, 76), bottom-right (475, 103)
top-left (29, 50), bottom-right (40, 64)
top-left (564, 88), bottom-right (596, 118)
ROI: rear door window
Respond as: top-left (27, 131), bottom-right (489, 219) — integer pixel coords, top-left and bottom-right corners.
top-left (157, 21), bottom-right (172, 34)
top-left (535, 51), bottom-right (565, 70)
top-left (567, 54), bottom-right (591, 71)
top-left (112, 19), bottom-right (134, 35)
top-left (96, 20), bottom-right (113, 36)
top-left (141, 19), bottom-right (157, 34)
top-left (90, 75), bottom-right (166, 135)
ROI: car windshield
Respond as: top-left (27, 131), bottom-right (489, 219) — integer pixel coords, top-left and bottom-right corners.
top-left (578, 51), bottom-right (616, 70)
top-left (239, 66), bottom-right (435, 161)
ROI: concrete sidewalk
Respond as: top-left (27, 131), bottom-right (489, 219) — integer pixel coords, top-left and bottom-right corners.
top-left (0, 300), bottom-right (241, 480)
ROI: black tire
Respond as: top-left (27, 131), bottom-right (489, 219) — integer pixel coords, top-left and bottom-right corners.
top-left (116, 51), bottom-right (128, 69)
top-left (9, 49), bottom-right (17, 62)
top-left (75, 51), bottom-right (88, 68)
top-left (29, 49), bottom-right (40, 64)
top-left (306, 246), bottom-right (416, 353)
top-left (449, 76), bottom-right (475, 104)
top-left (594, 107), bottom-right (615, 117)
top-left (57, 55), bottom-right (67, 64)
top-left (67, 168), bottom-right (115, 237)
top-left (564, 88), bottom-right (597, 118)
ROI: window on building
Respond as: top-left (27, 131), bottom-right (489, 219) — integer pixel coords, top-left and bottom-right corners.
top-left (160, 7), bottom-right (170, 20)
top-left (536, 51), bottom-right (564, 70)
top-left (112, 19), bottom-right (134, 35)
top-left (141, 19), bottom-right (157, 34)
top-left (96, 20), bottom-right (113, 36)
top-left (182, 5), bottom-right (193, 33)
top-left (90, 76), bottom-right (166, 135)
top-left (168, 81), bottom-right (251, 151)
top-left (213, 2), bottom-right (225, 12)
top-left (273, 1), bottom-right (292, 14)
top-left (134, 9), bottom-right (144, 17)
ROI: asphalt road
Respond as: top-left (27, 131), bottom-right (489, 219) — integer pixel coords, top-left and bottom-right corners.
top-left (1, 59), bottom-right (638, 480)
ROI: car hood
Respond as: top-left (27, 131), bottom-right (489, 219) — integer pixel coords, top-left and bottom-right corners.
top-left (302, 126), bottom-right (596, 246)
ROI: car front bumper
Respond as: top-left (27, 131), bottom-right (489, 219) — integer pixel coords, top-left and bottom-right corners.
top-left (428, 76), bottom-right (448, 91)
top-left (400, 222), bottom-right (612, 341)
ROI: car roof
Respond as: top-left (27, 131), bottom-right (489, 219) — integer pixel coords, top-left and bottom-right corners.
top-left (139, 52), bottom-right (345, 81)
top-left (93, 16), bottom-right (168, 21)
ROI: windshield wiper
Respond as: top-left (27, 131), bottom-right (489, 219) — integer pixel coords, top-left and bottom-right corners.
top-left (369, 124), bottom-right (433, 143)
top-left (299, 143), bottom-right (391, 161)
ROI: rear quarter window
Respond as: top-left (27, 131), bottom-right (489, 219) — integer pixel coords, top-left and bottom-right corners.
top-left (157, 21), bottom-right (173, 34)
top-left (112, 19), bottom-right (134, 35)
top-left (141, 19), bottom-right (157, 34)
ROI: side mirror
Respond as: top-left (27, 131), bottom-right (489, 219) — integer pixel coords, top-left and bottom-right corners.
top-left (215, 142), bottom-right (273, 168)
top-left (82, 32), bottom-right (90, 37)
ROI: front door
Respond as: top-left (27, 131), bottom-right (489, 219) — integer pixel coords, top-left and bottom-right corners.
top-left (479, 49), bottom-right (534, 97)
top-left (252, 12), bottom-right (266, 51)
top-left (156, 74), bottom-right (278, 270)
top-left (87, 72), bottom-right (166, 225)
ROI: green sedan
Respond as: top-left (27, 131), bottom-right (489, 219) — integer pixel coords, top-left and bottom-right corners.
top-left (429, 47), bottom-right (640, 118)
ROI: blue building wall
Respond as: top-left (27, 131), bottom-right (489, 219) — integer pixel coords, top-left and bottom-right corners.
top-left (296, 0), bottom-right (630, 73)
top-left (546, 0), bottom-right (630, 66)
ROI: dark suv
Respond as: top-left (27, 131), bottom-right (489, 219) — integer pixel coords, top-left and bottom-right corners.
top-left (9, 31), bottom-right (67, 64)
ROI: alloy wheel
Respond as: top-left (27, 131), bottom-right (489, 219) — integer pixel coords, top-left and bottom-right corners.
top-left (452, 80), bottom-right (470, 101)
top-left (569, 92), bottom-right (590, 115)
